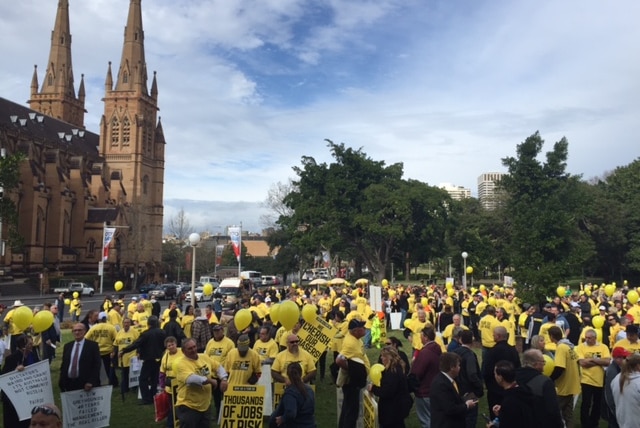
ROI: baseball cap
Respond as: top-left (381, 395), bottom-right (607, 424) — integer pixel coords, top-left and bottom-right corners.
top-left (348, 319), bottom-right (366, 330)
top-left (212, 324), bottom-right (224, 331)
top-left (599, 305), bottom-right (607, 311)
top-left (237, 334), bottom-right (250, 352)
top-left (132, 297), bottom-right (138, 301)
top-left (570, 302), bottom-right (580, 308)
top-left (98, 311), bottom-right (107, 320)
top-left (612, 347), bottom-right (632, 358)
top-left (544, 303), bottom-right (553, 309)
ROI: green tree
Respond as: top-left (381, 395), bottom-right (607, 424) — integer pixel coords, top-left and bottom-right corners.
top-left (0, 151), bottom-right (25, 250)
top-left (280, 140), bottom-right (448, 284)
top-left (500, 132), bottom-right (589, 302)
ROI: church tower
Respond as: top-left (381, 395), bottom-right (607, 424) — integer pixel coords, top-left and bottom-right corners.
top-left (28, 0), bottom-right (86, 127)
top-left (100, 0), bottom-right (165, 268)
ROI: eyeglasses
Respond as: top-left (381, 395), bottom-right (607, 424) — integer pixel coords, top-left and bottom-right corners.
top-left (288, 340), bottom-right (299, 344)
top-left (31, 405), bottom-right (61, 420)
top-left (71, 329), bottom-right (84, 332)
top-left (608, 318), bottom-right (615, 321)
top-left (384, 342), bottom-right (392, 346)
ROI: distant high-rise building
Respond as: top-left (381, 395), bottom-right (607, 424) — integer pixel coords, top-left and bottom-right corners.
top-left (477, 173), bottom-right (506, 210)
top-left (438, 183), bottom-right (471, 201)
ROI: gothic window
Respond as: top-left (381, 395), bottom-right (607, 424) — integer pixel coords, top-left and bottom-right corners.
top-left (36, 206), bottom-right (45, 245)
top-left (123, 72), bottom-right (128, 84)
top-left (122, 116), bottom-right (131, 146)
top-left (142, 175), bottom-right (149, 195)
top-left (111, 116), bottom-right (120, 146)
top-left (63, 211), bottom-right (71, 246)
top-left (48, 73), bottom-right (53, 86)
top-left (87, 238), bottom-right (96, 258)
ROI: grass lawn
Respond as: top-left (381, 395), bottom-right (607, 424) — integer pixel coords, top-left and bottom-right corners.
top-left (0, 329), bottom-right (608, 427)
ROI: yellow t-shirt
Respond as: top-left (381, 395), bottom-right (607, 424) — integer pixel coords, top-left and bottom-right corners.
top-left (612, 338), bottom-right (640, 354)
top-left (132, 311), bottom-right (149, 331)
top-left (253, 339), bottom-right (279, 362)
top-left (86, 323), bottom-right (117, 355)
top-left (181, 315), bottom-right (194, 338)
top-left (575, 342), bottom-right (610, 387)
top-left (626, 305), bottom-right (640, 325)
top-left (127, 302), bottom-right (138, 318)
top-left (478, 314), bottom-right (501, 348)
top-left (272, 348), bottom-right (317, 381)
top-left (175, 354), bottom-right (220, 412)
top-left (441, 324), bottom-right (469, 343)
top-left (160, 349), bottom-right (184, 393)
top-left (3, 309), bottom-right (24, 335)
top-left (500, 318), bottom-right (516, 346)
top-left (224, 348), bottom-right (262, 385)
top-left (107, 309), bottom-right (122, 330)
top-left (114, 328), bottom-right (140, 367)
top-left (554, 342), bottom-right (581, 396)
top-left (204, 337), bottom-right (235, 365)
top-left (408, 319), bottom-right (432, 351)
top-left (161, 308), bottom-right (183, 324)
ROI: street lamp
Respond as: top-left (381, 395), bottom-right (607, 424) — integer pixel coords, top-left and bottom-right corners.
top-left (189, 233), bottom-right (201, 307)
top-left (461, 251), bottom-right (468, 289)
top-left (448, 257), bottom-right (452, 278)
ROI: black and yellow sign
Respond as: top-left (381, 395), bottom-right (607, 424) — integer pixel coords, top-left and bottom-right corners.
top-left (221, 385), bottom-right (265, 428)
top-left (363, 390), bottom-right (379, 428)
top-left (298, 315), bottom-right (338, 362)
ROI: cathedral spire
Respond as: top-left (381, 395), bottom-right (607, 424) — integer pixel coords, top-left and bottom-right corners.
top-left (114, 0), bottom-right (148, 94)
top-left (105, 61), bottom-right (113, 91)
top-left (28, 0), bottom-right (85, 127)
top-left (30, 65), bottom-right (39, 97)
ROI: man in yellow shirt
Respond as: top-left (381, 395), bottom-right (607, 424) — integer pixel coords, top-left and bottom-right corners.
top-left (204, 324), bottom-right (235, 416)
top-left (253, 326), bottom-right (278, 363)
top-left (613, 324), bottom-right (640, 353)
top-left (127, 297), bottom-right (138, 319)
top-left (549, 326), bottom-right (581, 428)
top-left (132, 303), bottom-right (150, 332)
top-left (576, 329), bottom-right (611, 428)
top-left (224, 334), bottom-right (262, 385)
top-left (85, 312), bottom-right (118, 386)
top-left (107, 302), bottom-right (123, 331)
top-left (441, 314), bottom-right (468, 345)
top-left (478, 306), bottom-right (501, 351)
top-left (272, 334), bottom-right (316, 384)
top-left (175, 338), bottom-right (228, 427)
top-left (114, 318), bottom-right (139, 393)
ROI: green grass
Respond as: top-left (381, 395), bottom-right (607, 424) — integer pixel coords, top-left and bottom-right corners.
top-left (2, 330), bottom-right (608, 427)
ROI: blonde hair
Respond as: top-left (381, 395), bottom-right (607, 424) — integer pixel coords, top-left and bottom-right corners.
top-left (381, 346), bottom-right (405, 373)
top-left (619, 353), bottom-right (640, 393)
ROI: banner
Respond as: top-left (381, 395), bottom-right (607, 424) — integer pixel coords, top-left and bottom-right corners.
top-left (128, 357), bottom-right (141, 388)
top-left (228, 226), bottom-right (242, 263)
top-left (0, 360), bottom-right (54, 421)
top-left (298, 315), bottom-right (338, 363)
top-left (215, 245), bottom-right (225, 267)
top-left (322, 251), bottom-right (330, 268)
top-left (220, 385), bottom-right (264, 428)
top-left (103, 227), bottom-right (116, 261)
top-left (61, 385), bottom-right (113, 428)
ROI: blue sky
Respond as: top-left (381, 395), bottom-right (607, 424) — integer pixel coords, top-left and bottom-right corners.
top-left (1, 0), bottom-right (639, 233)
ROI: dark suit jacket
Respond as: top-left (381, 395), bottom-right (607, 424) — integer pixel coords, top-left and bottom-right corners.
top-left (59, 339), bottom-right (102, 391)
top-left (430, 372), bottom-right (468, 428)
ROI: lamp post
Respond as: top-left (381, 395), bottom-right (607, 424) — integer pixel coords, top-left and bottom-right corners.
top-left (448, 257), bottom-right (452, 278)
top-left (461, 251), bottom-right (468, 289)
top-left (189, 233), bottom-right (201, 307)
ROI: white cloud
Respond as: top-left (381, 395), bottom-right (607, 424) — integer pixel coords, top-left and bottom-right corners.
top-left (1, 0), bottom-right (639, 233)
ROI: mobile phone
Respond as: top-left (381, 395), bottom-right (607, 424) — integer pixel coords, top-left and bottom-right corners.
top-left (481, 413), bottom-right (492, 423)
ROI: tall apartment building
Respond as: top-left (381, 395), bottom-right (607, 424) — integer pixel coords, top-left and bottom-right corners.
top-left (438, 183), bottom-right (471, 201)
top-left (0, 0), bottom-right (165, 286)
top-left (477, 172), bottom-right (506, 210)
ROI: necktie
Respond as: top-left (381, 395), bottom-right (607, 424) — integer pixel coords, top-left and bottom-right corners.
top-left (453, 380), bottom-right (460, 394)
top-left (70, 342), bottom-right (80, 378)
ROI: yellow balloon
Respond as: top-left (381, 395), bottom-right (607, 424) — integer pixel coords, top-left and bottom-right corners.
top-left (420, 297), bottom-right (428, 307)
top-left (381, 279), bottom-right (389, 287)
top-left (234, 308), bottom-right (252, 331)
top-left (73, 291), bottom-right (79, 299)
top-left (388, 290), bottom-right (396, 299)
top-left (13, 306), bottom-right (34, 330)
top-left (624, 280), bottom-right (628, 286)
top-left (479, 284), bottom-right (486, 291)
top-left (32, 310), bottom-right (54, 333)
top-left (279, 300), bottom-right (300, 330)
top-left (466, 266), bottom-right (473, 274)
top-left (447, 288), bottom-right (455, 297)
top-left (203, 283), bottom-right (213, 296)
top-left (556, 286), bottom-right (566, 298)
top-left (592, 315), bottom-right (605, 329)
top-left (446, 282), bottom-right (453, 290)
top-left (64, 298), bottom-right (71, 305)
top-left (542, 354), bottom-right (555, 377)
top-left (302, 304), bottom-right (317, 323)
top-left (291, 283), bottom-right (297, 288)
top-left (370, 363), bottom-right (385, 387)
top-left (114, 281), bottom-right (124, 291)
top-left (604, 284), bottom-right (616, 297)
top-left (488, 297), bottom-right (496, 306)
top-left (628, 290), bottom-right (639, 304)
top-left (270, 304), bottom-right (281, 324)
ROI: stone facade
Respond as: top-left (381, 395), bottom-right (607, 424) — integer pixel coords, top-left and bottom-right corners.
top-left (0, 0), bottom-right (164, 287)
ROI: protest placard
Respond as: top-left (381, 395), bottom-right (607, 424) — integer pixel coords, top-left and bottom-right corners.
top-left (298, 315), bottom-right (337, 362)
top-left (362, 390), bottom-right (379, 428)
top-left (60, 385), bottom-right (112, 428)
top-left (0, 360), bottom-right (54, 421)
top-left (272, 382), bottom-right (316, 411)
top-left (220, 385), bottom-right (265, 428)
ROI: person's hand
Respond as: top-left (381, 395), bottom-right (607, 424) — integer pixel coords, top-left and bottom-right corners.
top-left (492, 404), bottom-right (501, 415)
top-left (465, 399), bottom-right (477, 409)
top-left (220, 379), bottom-right (228, 393)
top-left (366, 383), bottom-right (373, 392)
top-left (275, 416), bottom-right (284, 426)
top-left (84, 383), bottom-right (93, 391)
top-left (16, 365), bottom-right (25, 372)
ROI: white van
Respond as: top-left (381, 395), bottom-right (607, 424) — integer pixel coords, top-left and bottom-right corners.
top-left (218, 277), bottom-right (253, 309)
top-left (240, 270), bottom-right (263, 287)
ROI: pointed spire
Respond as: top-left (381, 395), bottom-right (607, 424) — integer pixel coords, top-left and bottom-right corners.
top-left (105, 61), bottom-right (113, 91)
top-left (155, 116), bottom-right (165, 144)
top-left (41, 0), bottom-right (74, 94)
top-left (78, 74), bottom-right (85, 101)
top-left (31, 65), bottom-right (39, 96)
top-left (115, 0), bottom-right (148, 94)
top-left (150, 70), bottom-right (158, 99)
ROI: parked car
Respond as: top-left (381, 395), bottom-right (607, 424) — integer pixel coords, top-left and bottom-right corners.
top-left (52, 282), bottom-right (95, 297)
top-left (150, 284), bottom-right (178, 300)
top-left (185, 285), bottom-right (214, 303)
top-left (261, 275), bottom-right (277, 286)
top-left (138, 284), bottom-right (158, 294)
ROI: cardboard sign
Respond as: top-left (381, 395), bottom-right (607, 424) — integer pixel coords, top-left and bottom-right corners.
top-left (362, 390), bottom-right (379, 428)
top-left (298, 315), bottom-right (337, 362)
top-left (60, 386), bottom-right (113, 428)
top-left (220, 385), bottom-right (265, 428)
top-left (0, 360), bottom-right (54, 421)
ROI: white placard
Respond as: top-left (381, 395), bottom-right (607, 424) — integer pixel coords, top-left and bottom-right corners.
top-left (390, 312), bottom-right (402, 330)
top-left (369, 285), bottom-right (382, 313)
top-left (61, 385), bottom-right (113, 428)
top-left (0, 360), bottom-right (54, 421)
top-left (258, 363), bottom-right (273, 415)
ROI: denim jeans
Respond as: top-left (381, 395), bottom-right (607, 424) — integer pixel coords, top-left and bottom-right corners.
top-left (415, 396), bottom-right (431, 428)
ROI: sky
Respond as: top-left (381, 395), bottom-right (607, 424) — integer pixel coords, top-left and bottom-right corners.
top-left (1, 0), bottom-right (639, 233)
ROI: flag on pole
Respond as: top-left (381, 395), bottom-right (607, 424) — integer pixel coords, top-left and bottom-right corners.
top-left (228, 226), bottom-right (242, 263)
top-left (215, 245), bottom-right (225, 267)
top-left (103, 227), bottom-right (116, 261)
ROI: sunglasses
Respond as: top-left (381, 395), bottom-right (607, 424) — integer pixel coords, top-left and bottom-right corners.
top-left (31, 405), bottom-right (61, 420)
top-left (384, 342), bottom-right (392, 346)
top-left (288, 340), bottom-right (299, 344)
